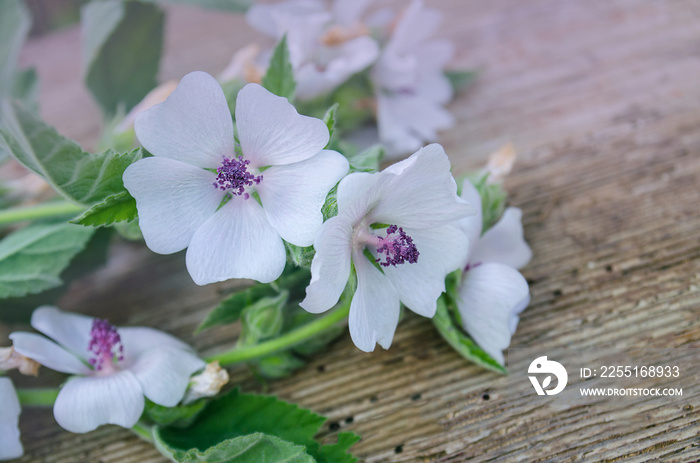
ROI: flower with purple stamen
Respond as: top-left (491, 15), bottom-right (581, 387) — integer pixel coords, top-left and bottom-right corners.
top-left (123, 72), bottom-right (348, 285)
top-left (301, 144), bottom-right (475, 352)
top-left (10, 306), bottom-right (205, 433)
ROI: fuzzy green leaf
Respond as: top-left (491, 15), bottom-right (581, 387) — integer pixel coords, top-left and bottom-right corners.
top-left (154, 389), bottom-right (358, 463)
top-left (0, 100), bottom-right (143, 206)
top-left (0, 223), bottom-right (94, 299)
top-left (82, 0), bottom-right (164, 116)
top-left (70, 191), bottom-right (138, 227)
top-left (10, 68), bottom-right (39, 112)
top-left (155, 431), bottom-right (315, 463)
top-left (284, 242), bottom-right (316, 268)
top-left (262, 36), bottom-right (296, 101)
top-left (433, 294), bottom-right (507, 374)
top-left (0, 0), bottom-right (31, 99)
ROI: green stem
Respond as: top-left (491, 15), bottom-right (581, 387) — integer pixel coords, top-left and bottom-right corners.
top-left (206, 302), bottom-right (350, 366)
top-left (131, 421), bottom-right (154, 443)
top-left (0, 201), bottom-right (85, 226)
top-left (17, 388), bottom-right (59, 407)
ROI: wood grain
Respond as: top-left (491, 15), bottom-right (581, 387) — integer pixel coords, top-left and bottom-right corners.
top-left (6, 0), bottom-right (700, 461)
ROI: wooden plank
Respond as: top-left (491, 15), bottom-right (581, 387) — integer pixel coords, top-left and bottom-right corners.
top-left (6, 0), bottom-right (700, 461)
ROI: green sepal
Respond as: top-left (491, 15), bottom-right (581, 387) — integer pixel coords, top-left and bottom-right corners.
top-left (285, 242), bottom-right (316, 269)
top-left (240, 291), bottom-right (288, 345)
top-left (347, 145), bottom-right (384, 173)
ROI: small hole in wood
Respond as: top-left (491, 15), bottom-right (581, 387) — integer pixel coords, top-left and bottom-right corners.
top-left (553, 289), bottom-right (562, 297)
top-left (482, 393), bottom-right (490, 401)
top-left (329, 422), bottom-right (340, 431)
top-left (394, 445), bottom-right (404, 454)
top-left (317, 365), bottom-right (325, 373)
top-left (370, 396), bottom-right (379, 403)
top-left (411, 393), bottom-right (422, 401)
top-left (344, 416), bottom-right (354, 424)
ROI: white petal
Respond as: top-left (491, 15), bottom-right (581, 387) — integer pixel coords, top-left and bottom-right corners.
top-left (471, 208), bottom-right (532, 269)
top-left (296, 37), bottom-right (379, 100)
top-left (386, 0), bottom-right (442, 57)
top-left (336, 171), bottom-right (378, 215)
top-left (134, 71), bottom-right (235, 168)
top-left (30, 306), bottom-right (93, 361)
top-left (333, 0), bottom-right (372, 25)
top-left (0, 378), bottom-right (23, 461)
top-left (53, 371), bottom-right (145, 433)
top-left (186, 197), bottom-right (286, 284)
top-left (457, 263), bottom-right (530, 365)
top-left (128, 348), bottom-right (204, 407)
top-left (10, 332), bottom-right (90, 375)
top-left (257, 150), bottom-right (348, 246)
top-left (246, 0), bottom-right (326, 38)
top-left (376, 95), bottom-right (423, 157)
top-left (119, 327), bottom-right (193, 361)
top-left (236, 83), bottom-right (329, 167)
top-left (123, 157), bottom-right (225, 255)
top-left (348, 250), bottom-right (400, 352)
top-left (300, 215), bottom-right (353, 313)
top-left (459, 179), bottom-right (483, 260)
top-left (382, 223), bottom-right (470, 318)
top-left (369, 144), bottom-right (474, 228)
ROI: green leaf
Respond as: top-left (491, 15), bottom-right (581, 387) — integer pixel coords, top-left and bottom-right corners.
top-left (432, 294), bottom-right (507, 374)
top-left (0, 100), bottom-right (143, 206)
top-left (0, 0), bottom-right (31, 98)
top-left (154, 389), bottom-right (358, 463)
top-left (322, 103), bottom-right (339, 148)
top-left (347, 145), bottom-right (384, 173)
top-left (0, 222), bottom-right (94, 299)
top-left (0, 227), bottom-right (110, 321)
top-left (146, 399), bottom-right (208, 428)
top-left (318, 432), bottom-right (361, 463)
top-left (140, 0), bottom-right (251, 12)
top-left (155, 431), bottom-right (315, 463)
top-left (70, 191), bottom-right (137, 227)
top-left (11, 68), bottom-right (39, 113)
top-left (445, 70), bottom-right (477, 93)
top-left (82, 0), bottom-right (164, 116)
top-left (262, 35), bottom-right (296, 101)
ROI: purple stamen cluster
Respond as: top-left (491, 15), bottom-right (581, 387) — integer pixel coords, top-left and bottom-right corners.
top-left (213, 156), bottom-right (262, 198)
top-left (375, 225), bottom-right (419, 267)
top-left (88, 319), bottom-right (124, 371)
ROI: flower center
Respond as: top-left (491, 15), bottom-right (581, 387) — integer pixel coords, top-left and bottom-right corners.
top-left (88, 319), bottom-right (124, 372)
top-left (213, 156), bottom-right (262, 199)
top-left (374, 225), bottom-right (419, 267)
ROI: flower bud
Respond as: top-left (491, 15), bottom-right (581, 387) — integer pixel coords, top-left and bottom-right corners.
top-left (183, 361), bottom-right (229, 404)
top-left (0, 346), bottom-right (40, 376)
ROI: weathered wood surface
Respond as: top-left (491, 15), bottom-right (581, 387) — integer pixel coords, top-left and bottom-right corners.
top-left (5, 0), bottom-right (700, 461)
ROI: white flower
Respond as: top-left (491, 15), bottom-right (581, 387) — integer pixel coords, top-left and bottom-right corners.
top-left (0, 378), bottom-right (22, 461)
top-left (123, 72), bottom-right (349, 285)
top-left (456, 180), bottom-right (532, 365)
top-left (372, 0), bottom-right (454, 157)
top-left (9, 306), bottom-right (205, 433)
top-left (300, 144), bottom-right (475, 352)
top-left (246, 0), bottom-right (379, 101)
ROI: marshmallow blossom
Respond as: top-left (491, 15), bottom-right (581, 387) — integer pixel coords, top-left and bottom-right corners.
top-left (301, 144), bottom-right (475, 352)
top-left (456, 180), bottom-right (532, 365)
top-left (10, 307), bottom-right (205, 433)
top-left (123, 72), bottom-right (348, 285)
